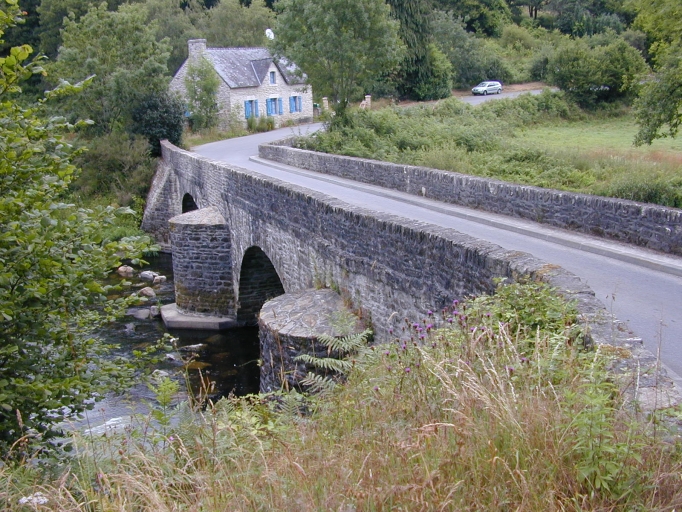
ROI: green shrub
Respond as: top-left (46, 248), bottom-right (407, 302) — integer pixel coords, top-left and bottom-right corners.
top-left (500, 24), bottom-right (537, 50)
top-left (72, 132), bottom-right (156, 201)
top-left (131, 92), bottom-right (185, 157)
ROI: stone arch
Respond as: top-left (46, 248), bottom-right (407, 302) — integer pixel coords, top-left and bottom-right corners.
top-left (182, 193), bottom-right (199, 213)
top-left (237, 246), bottom-right (285, 324)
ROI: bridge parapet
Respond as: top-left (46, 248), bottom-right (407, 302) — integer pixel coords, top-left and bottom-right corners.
top-left (260, 139), bottom-right (682, 256)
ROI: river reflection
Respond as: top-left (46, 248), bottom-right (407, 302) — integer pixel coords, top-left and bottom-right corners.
top-left (72, 253), bottom-right (260, 433)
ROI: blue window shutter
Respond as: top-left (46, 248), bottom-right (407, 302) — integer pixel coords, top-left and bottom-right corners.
top-left (255, 100), bottom-right (259, 117)
top-left (297, 96), bottom-right (302, 112)
top-left (278, 98), bottom-right (283, 115)
top-left (289, 96), bottom-right (295, 113)
top-left (265, 99), bottom-right (270, 116)
top-left (244, 101), bottom-right (251, 119)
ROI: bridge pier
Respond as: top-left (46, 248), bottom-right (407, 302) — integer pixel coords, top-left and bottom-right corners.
top-left (161, 206), bottom-right (238, 329)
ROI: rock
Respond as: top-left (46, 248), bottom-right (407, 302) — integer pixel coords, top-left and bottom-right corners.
top-left (139, 270), bottom-right (158, 281)
top-left (138, 287), bottom-right (156, 298)
top-left (117, 265), bottom-right (134, 277)
top-left (124, 323), bottom-right (136, 334)
top-left (150, 305), bottom-right (162, 318)
top-left (128, 308), bottom-right (151, 320)
top-left (165, 353), bottom-right (181, 362)
top-left (179, 343), bottom-right (207, 353)
top-left (152, 369), bottom-right (170, 380)
top-left (153, 275), bottom-right (167, 285)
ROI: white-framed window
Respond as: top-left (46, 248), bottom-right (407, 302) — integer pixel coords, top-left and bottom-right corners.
top-left (269, 71), bottom-right (276, 84)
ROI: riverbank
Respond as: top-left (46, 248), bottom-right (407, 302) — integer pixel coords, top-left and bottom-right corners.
top-left (5, 280), bottom-right (682, 510)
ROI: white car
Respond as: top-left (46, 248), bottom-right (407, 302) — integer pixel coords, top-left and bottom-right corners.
top-left (472, 81), bottom-right (502, 95)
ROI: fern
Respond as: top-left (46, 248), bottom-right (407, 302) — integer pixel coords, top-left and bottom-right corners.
top-left (299, 372), bottom-right (338, 396)
top-left (317, 329), bottom-right (373, 354)
top-left (294, 354), bottom-right (353, 373)
top-left (293, 329), bottom-right (372, 395)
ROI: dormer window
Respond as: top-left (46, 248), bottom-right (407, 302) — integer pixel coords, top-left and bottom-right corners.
top-left (269, 71), bottom-right (276, 84)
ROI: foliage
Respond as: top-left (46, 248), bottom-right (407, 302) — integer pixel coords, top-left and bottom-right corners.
top-left (409, 43), bottom-right (452, 101)
top-left (294, 329), bottom-right (372, 395)
top-left (35, 0), bottom-right (88, 59)
top-left (197, 0), bottom-right (274, 48)
top-left (430, 10), bottom-right (515, 87)
top-left (272, 0), bottom-right (403, 114)
top-left (48, 2), bottom-right (171, 134)
top-left (0, 1), bottom-right (155, 456)
top-left (131, 91), bottom-right (185, 156)
top-left (71, 132), bottom-right (157, 202)
top-left (144, 0), bottom-right (203, 75)
top-left (431, 0), bottom-right (512, 36)
top-left (6, 281), bottom-right (682, 509)
top-left (184, 56), bottom-right (220, 131)
top-left (631, 0), bottom-right (682, 145)
top-left (547, 37), bottom-right (647, 108)
top-left (387, 0), bottom-right (447, 101)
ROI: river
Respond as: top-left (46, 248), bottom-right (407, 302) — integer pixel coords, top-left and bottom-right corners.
top-left (70, 254), bottom-right (260, 435)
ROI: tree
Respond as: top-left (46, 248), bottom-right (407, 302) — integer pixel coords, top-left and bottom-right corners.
top-left (387, 0), bottom-right (449, 101)
top-left (430, 10), bottom-right (514, 87)
top-left (132, 92), bottom-right (185, 156)
top-left (144, 0), bottom-right (203, 75)
top-left (547, 38), bottom-right (646, 108)
top-left (198, 0), bottom-right (274, 49)
top-left (431, 0), bottom-right (512, 36)
top-left (631, 0), bottom-right (682, 144)
top-left (272, 0), bottom-right (403, 114)
top-left (48, 2), bottom-right (171, 134)
top-left (0, 0), bottom-right (153, 454)
top-left (184, 56), bottom-right (220, 130)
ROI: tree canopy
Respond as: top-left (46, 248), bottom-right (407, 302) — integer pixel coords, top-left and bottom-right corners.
top-left (631, 0), bottom-right (682, 145)
top-left (0, 0), bottom-right (153, 455)
top-left (48, 2), bottom-right (171, 134)
top-left (272, 0), bottom-right (403, 112)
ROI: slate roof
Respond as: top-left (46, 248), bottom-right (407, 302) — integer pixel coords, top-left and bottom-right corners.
top-left (203, 47), bottom-right (306, 89)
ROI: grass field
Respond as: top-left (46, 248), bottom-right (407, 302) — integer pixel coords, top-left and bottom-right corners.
top-left (516, 116), bottom-right (682, 154)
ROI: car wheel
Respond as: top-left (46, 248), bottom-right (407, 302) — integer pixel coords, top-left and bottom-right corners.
top-left (483, 90), bottom-right (487, 96)
top-left (498, 89), bottom-right (501, 94)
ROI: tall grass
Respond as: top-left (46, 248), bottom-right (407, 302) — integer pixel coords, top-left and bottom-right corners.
top-left (300, 91), bottom-right (682, 208)
top-left (4, 281), bottom-right (681, 511)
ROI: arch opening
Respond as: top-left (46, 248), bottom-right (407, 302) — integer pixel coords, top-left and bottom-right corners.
top-left (237, 246), bottom-right (285, 325)
top-left (182, 193), bottom-right (198, 213)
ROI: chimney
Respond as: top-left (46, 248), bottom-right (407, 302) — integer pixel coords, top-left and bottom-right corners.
top-left (188, 39), bottom-right (207, 60)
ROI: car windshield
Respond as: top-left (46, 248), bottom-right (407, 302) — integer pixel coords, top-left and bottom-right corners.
top-left (476, 82), bottom-right (490, 87)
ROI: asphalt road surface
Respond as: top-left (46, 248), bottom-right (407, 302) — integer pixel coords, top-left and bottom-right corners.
top-left (193, 115), bottom-right (682, 389)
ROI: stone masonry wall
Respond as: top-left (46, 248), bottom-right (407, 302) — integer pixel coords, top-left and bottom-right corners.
top-left (144, 141), bottom-right (681, 409)
top-left (169, 207), bottom-right (236, 316)
top-left (259, 140), bottom-right (682, 255)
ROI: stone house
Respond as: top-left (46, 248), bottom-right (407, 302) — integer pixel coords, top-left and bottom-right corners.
top-left (169, 39), bottom-right (313, 129)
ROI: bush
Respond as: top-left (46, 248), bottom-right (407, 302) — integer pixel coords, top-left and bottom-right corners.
top-left (500, 24), bottom-right (537, 50)
top-left (547, 38), bottom-right (647, 108)
top-left (431, 11), bottom-right (516, 87)
top-left (131, 92), bottom-right (185, 156)
top-left (72, 132), bottom-right (156, 201)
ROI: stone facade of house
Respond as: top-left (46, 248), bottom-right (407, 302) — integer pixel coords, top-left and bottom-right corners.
top-left (169, 39), bottom-right (314, 130)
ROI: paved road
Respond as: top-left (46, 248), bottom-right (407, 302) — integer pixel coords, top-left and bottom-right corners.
top-left (194, 121), bottom-right (682, 388)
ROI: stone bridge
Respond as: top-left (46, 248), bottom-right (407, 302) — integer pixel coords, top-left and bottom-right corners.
top-left (140, 140), bottom-right (681, 403)
top-left (144, 141), bottom-right (624, 343)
